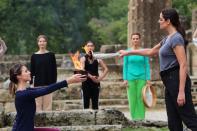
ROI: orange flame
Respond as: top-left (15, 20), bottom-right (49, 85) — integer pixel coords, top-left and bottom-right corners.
top-left (82, 45), bottom-right (89, 54)
top-left (69, 51), bottom-right (82, 70)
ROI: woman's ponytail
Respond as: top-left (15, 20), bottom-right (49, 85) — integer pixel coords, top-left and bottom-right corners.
top-left (9, 63), bottom-right (24, 97)
top-left (161, 8), bottom-right (188, 46)
top-left (9, 81), bottom-right (17, 97)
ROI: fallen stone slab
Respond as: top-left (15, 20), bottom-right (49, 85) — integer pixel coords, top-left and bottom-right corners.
top-left (5, 110), bottom-right (94, 127)
top-left (4, 109), bottom-right (130, 127)
top-left (3, 109), bottom-right (168, 129)
top-left (46, 125), bottom-right (122, 131)
top-left (0, 125), bottom-right (122, 131)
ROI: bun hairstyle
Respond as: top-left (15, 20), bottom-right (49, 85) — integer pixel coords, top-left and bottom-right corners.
top-left (9, 63), bottom-right (24, 96)
top-left (161, 8), bottom-right (188, 45)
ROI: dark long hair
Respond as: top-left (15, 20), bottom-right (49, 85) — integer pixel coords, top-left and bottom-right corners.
top-left (9, 63), bottom-right (24, 96)
top-left (161, 8), bottom-right (188, 45)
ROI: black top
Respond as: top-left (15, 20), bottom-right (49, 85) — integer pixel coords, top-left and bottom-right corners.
top-left (30, 52), bottom-right (57, 86)
top-left (82, 55), bottom-right (100, 87)
top-left (12, 80), bottom-right (68, 131)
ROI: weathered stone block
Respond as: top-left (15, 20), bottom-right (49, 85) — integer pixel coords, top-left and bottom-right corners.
top-left (57, 125), bottom-right (122, 131)
top-left (99, 81), bottom-right (127, 99)
top-left (4, 103), bottom-right (15, 113)
top-left (0, 103), bottom-right (4, 113)
top-left (0, 125), bottom-right (122, 131)
top-left (5, 110), bottom-right (96, 127)
top-left (152, 81), bottom-right (165, 99)
top-left (0, 89), bottom-right (13, 103)
top-left (2, 109), bottom-right (169, 129)
top-left (0, 111), bottom-right (4, 128)
top-left (4, 109), bottom-right (130, 127)
top-left (52, 100), bottom-right (82, 111)
top-left (35, 110), bottom-right (95, 126)
top-left (95, 109), bottom-right (130, 126)
top-left (100, 45), bottom-right (127, 53)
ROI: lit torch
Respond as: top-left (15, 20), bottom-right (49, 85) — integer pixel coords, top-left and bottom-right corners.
top-left (69, 51), bottom-right (87, 76)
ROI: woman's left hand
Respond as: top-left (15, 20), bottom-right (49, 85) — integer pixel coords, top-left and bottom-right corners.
top-left (89, 75), bottom-right (101, 83)
top-left (146, 80), bottom-right (151, 87)
top-left (93, 76), bottom-right (102, 83)
top-left (177, 91), bottom-right (186, 106)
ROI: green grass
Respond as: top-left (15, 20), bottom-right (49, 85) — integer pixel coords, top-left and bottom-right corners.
top-left (122, 127), bottom-right (168, 131)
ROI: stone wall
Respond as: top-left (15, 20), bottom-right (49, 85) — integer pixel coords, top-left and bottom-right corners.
top-left (0, 109), bottom-right (168, 130)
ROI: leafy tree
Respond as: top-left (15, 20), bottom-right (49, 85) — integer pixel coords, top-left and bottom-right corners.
top-left (0, 0), bottom-right (195, 54)
top-left (172, 0), bottom-right (197, 29)
top-left (0, 0), bottom-right (109, 54)
top-left (88, 0), bottom-right (128, 48)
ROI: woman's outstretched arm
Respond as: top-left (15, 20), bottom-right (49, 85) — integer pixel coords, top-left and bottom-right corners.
top-left (17, 74), bottom-right (86, 99)
top-left (119, 43), bottom-right (161, 57)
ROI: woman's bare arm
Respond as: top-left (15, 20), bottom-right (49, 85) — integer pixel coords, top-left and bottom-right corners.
top-left (119, 42), bottom-right (161, 57)
top-left (98, 59), bottom-right (108, 81)
top-left (173, 45), bottom-right (187, 106)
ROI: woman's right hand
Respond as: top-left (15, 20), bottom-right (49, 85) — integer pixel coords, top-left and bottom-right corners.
top-left (118, 50), bottom-right (128, 57)
top-left (66, 74), bottom-right (87, 84)
top-left (123, 80), bottom-right (128, 86)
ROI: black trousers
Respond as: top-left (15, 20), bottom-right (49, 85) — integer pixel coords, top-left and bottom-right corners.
top-left (160, 67), bottom-right (197, 131)
top-left (81, 85), bottom-right (100, 110)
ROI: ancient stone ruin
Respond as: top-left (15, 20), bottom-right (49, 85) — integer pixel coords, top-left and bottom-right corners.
top-left (0, 0), bottom-right (197, 130)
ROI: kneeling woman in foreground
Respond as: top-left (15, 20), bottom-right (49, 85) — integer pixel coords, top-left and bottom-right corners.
top-left (9, 63), bottom-right (86, 131)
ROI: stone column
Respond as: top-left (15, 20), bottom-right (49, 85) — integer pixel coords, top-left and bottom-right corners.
top-left (128, 0), bottom-right (171, 47)
top-left (192, 9), bottom-right (197, 33)
top-left (188, 9), bottom-right (197, 76)
top-left (128, 0), bottom-right (171, 80)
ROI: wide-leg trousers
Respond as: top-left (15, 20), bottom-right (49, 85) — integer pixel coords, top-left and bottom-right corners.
top-left (127, 80), bottom-right (146, 120)
top-left (160, 67), bottom-right (197, 131)
top-left (81, 86), bottom-right (100, 110)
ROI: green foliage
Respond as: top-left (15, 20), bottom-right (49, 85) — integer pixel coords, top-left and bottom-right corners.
top-left (0, 0), bottom-right (195, 54)
top-left (0, 0), bottom-right (128, 54)
top-left (172, 0), bottom-right (197, 28)
top-left (88, 0), bottom-right (128, 47)
top-left (0, 0), bottom-right (110, 54)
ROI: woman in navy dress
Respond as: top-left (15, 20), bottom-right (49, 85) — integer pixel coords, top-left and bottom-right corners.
top-left (9, 63), bottom-right (86, 131)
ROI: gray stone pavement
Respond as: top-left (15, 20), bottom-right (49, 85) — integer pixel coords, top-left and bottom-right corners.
top-left (123, 108), bottom-right (168, 121)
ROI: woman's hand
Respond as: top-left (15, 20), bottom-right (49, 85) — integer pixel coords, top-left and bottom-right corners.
top-left (177, 90), bottom-right (186, 106)
top-left (118, 50), bottom-right (128, 57)
top-left (89, 75), bottom-right (101, 83)
top-left (123, 80), bottom-right (128, 86)
top-left (66, 74), bottom-right (87, 84)
top-left (146, 80), bottom-right (151, 87)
